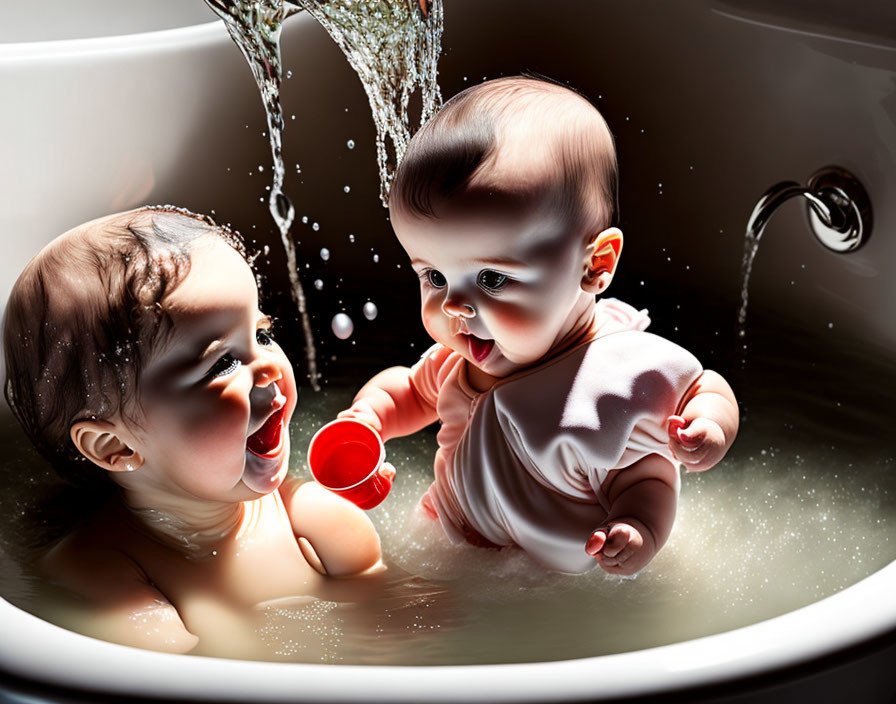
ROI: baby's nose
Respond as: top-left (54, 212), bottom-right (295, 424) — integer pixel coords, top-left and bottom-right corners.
top-left (253, 359), bottom-right (282, 388)
top-left (442, 295), bottom-right (475, 319)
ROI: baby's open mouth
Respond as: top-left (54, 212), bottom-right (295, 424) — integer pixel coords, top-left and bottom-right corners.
top-left (247, 408), bottom-right (285, 458)
top-left (468, 334), bottom-right (494, 363)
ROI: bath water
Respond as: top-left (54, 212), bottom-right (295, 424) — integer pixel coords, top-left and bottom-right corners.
top-left (1, 321), bottom-right (894, 664)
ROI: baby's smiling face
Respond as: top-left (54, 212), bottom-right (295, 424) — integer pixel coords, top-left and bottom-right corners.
top-left (394, 191), bottom-right (598, 381)
top-left (120, 236), bottom-right (298, 504)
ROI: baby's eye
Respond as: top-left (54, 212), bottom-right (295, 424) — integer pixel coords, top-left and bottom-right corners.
top-left (256, 327), bottom-right (275, 347)
top-left (477, 270), bottom-right (509, 292)
top-left (427, 269), bottom-right (447, 288)
top-left (208, 353), bottom-right (240, 378)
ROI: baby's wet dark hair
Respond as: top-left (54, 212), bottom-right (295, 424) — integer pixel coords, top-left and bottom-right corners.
top-left (3, 206), bottom-right (247, 486)
top-left (389, 75), bottom-right (619, 237)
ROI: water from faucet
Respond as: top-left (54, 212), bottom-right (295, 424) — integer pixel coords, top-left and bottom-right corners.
top-left (296, 0), bottom-right (443, 206)
top-left (205, 0), bottom-right (444, 387)
top-left (205, 0), bottom-right (320, 388)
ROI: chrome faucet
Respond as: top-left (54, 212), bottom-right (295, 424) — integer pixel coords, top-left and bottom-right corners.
top-left (746, 166), bottom-right (872, 252)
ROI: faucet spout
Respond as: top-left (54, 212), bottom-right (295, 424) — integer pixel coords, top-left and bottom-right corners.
top-left (745, 166), bottom-right (871, 253)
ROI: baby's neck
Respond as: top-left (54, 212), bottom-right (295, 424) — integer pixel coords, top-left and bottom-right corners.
top-left (552, 295), bottom-right (602, 354)
top-left (121, 488), bottom-right (247, 557)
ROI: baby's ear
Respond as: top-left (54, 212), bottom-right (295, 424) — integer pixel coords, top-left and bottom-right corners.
top-left (582, 227), bottom-right (623, 294)
top-left (70, 420), bottom-right (144, 473)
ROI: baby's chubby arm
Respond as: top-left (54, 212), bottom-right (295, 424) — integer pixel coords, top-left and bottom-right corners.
top-left (667, 370), bottom-right (739, 473)
top-left (586, 454), bottom-right (679, 576)
top-left (281, 478), bottom-right (383, 577)
top-left (337, 364), bottom-right (440, 440)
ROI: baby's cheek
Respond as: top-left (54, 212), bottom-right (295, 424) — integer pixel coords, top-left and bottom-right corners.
top-left (166, 388), bottom-right (248, 457)
top-left (420, 299), bottom-right (451, 342)
top-left (491, 303), bottom-right (556, 356)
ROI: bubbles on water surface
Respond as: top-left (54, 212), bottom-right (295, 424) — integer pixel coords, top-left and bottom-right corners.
top-left (331, 313), bottom-right (354, 340)
top-left (363, 302), bottom-right (378, 321)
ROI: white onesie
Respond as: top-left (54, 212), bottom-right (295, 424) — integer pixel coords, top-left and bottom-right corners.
top-left (406, 299), bottom-right (704, 573)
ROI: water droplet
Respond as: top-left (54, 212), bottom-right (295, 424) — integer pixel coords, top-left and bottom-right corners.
top-left (286, 69), bottom-right (293, 79)
top-left (314, 279), bottom-right (324, 290)
top-left (372, 254), bottom-right (380, 263)
top-left (312, 222), bottom-right (320, 231)
top-left (348, 234), bottom-right (356, 243)
top-left (258, 165), bottom-right (265, 172)
top-left (320, 248), bottom-right (330, 261)
top-left (331, 313), bottom-right (354, 340)
top-left (344, 185), bottom-right (351, 193)
top-left (302, 215), bottom-right (308, 224)
top-left (263, 245), bottom-right (270, 255)
top-left (363, 302), bottom-right (378, 321)
top-left (347, 139), bottom-right (356, 150)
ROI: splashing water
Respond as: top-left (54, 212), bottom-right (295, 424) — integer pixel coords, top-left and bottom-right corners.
top-left (205, 0), bottom-right (444, 388)
top-left (296, 0), bottom-right (444, 205)
top-left (204, 0), bottom-right (321, 389)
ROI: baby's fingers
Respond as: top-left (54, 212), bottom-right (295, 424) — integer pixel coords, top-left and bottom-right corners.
top-left (585, 529), bottom-right (607, 557)
top-left (601, 524), bottom-right (641, 559)
top-left (379, 461), bottom-right (396, 484)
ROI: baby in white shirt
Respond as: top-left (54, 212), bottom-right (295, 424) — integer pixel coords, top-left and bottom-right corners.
top-left (336, 76), bottom-right (739, 575)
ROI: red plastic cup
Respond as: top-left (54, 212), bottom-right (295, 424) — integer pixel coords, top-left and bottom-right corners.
top-left (307, 419), bottom-right (391, 510)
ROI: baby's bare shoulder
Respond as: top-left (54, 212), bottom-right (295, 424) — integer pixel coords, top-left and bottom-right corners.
top-left (41, 505), bottom-right (150, 598)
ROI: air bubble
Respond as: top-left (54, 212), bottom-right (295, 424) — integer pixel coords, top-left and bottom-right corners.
top-left (344, 186), bottom-right (351, 193)
top-left (331, 313), bottom-right (354, 340)
top-left (320, 248), bottom-right (330, 261)
top-left (314, 279), bottom-right (324, 290)
top-left (363, 302), bottom-right (378, 321)
top-left (347, 139), bottom-right (356, 149)
top-left (312, 222), bottom-right (320, 231)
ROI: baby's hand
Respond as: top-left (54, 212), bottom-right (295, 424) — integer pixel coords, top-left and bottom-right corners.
top-left (585, 522), bottom-right (646, 576)
top-left (336, 399), bottom-right (382, 434)
top-left (667, 415), bottom-right (727, 473)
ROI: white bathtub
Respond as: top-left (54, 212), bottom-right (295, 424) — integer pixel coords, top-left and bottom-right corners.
top-left (1, 1), bottom-right (895, 702)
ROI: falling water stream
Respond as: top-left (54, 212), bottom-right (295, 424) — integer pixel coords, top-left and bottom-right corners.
top-left (736, 232), bottom-right (761, 364)
top-left (204, 0), bottom-right (444, 389)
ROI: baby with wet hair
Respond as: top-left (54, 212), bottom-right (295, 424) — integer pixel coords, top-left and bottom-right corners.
top-left (336, 76), bottom-right (739, 576)
top-left (4, 207), bottom-right (383, 654)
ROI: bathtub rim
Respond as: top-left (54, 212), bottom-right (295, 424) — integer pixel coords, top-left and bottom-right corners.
top-left (1, 558), bottom-right (895, 702)
top-left (0, 17), bottom-right (227, 62)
